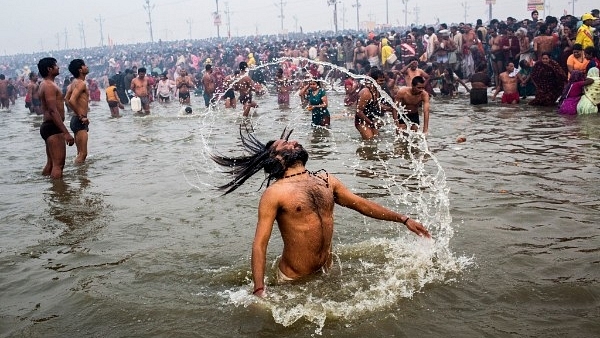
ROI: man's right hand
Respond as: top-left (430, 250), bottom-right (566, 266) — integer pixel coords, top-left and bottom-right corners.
top-left (65, 133), bottom-right (74, 146)
top-left (405, 218), bottom-right (431, 238)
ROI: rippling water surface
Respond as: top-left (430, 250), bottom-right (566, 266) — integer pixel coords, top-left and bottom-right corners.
top-left (1, 70), bottom-right (599, 337)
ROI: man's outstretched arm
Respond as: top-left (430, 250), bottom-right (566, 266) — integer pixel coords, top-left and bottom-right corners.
top-left (331, 174), bottom-right (431, 238)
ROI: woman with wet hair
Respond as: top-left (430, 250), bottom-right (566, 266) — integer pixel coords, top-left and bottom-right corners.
top-left (299, 79), bottom-right (330, 127)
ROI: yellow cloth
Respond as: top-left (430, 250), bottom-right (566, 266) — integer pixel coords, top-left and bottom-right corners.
top-left (247, 53), bottom-right (256, 67)
top-left (381, 45), bottom-right (394, 65)
top-left (575, 24), bottom-right (594, 50)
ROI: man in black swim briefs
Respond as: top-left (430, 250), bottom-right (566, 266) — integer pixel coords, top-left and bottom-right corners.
top-left (65, 59), bottom-right (91, 164)
top-left (37, 57), bottom-right (75, 179)
top-left (40, 120), bottom-right (64, 142)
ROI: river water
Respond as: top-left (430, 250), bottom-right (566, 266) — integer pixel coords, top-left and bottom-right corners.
top-left (1, 65), bottom-right (599, 337)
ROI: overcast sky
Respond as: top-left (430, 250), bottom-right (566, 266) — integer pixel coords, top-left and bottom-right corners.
top-left (1, 0), bottom-right (597, 55)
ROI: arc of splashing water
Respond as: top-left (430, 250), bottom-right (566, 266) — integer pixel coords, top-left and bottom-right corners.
top-left (209, 57), bottom-right (418, 131)
top-left (191, 58), bottom-right (464, 335)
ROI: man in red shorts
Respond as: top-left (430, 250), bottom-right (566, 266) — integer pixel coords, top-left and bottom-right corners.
top-left (492, 62), bottom-right (520, 104)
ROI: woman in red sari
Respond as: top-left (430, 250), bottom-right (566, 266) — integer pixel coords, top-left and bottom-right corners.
top-left (529, 53), bottom-right (567, 106)
top-left (88, 78), bottom-right (101, 102)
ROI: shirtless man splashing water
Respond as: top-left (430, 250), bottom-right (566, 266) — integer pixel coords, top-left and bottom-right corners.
top-left (211, 128), bottom-right (430, 297)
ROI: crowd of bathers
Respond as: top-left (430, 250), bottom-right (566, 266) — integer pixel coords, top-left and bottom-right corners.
top-left (0, 10), bottom-right (599, 113)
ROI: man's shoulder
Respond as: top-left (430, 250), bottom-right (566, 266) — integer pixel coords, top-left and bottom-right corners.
top-left (75, 79), bottom-right (88, 89)
top-left (39, 79), bottom-right (55, 88)
top-left (358, 86), bottom-right (371, 95)
top-left (397, 86), bottom-right (410, 93)
top-left (262, 181), bottom-right (297, 200)
top-left (395, 87), bottom-right (409, 98)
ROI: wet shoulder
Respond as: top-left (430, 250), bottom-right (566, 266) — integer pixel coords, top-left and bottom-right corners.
top-left (264, 180), bottom-right (298, 197)
top-left (359, 86), bottom-right (372, 97)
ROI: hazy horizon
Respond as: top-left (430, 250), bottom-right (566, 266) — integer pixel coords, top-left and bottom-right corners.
top-left (1, 0), bottom-right (597, 56)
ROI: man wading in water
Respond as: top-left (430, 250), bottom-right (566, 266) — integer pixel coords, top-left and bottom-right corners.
top-left (211, 128), bottom-right (431, 297)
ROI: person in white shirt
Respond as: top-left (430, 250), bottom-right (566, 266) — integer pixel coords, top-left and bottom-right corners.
top-left (156, 73), bottom-right (175, 102)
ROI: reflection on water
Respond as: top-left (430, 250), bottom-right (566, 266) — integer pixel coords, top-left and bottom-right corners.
top-left (44, 166), bottom-right (107, 249)
top-left (0, 58), bottom-right (599, 337)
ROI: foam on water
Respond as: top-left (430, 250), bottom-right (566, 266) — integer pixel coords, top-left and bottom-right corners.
top-left (183, 59), bottom-right (473, 334)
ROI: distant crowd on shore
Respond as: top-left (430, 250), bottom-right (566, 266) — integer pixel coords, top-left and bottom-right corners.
top-left (1, 10), bottom-right (599, 116)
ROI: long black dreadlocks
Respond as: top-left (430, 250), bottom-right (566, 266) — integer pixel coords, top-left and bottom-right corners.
top-left (210, 126), bottom-right (294, 195)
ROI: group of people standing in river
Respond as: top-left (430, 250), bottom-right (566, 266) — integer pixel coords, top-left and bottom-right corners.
top-left (4, 8), bottom-right (598, 179)
top-left (7, 9), bottom-right (599, 305)
top-left (468, 11), bottom-right (600, 114)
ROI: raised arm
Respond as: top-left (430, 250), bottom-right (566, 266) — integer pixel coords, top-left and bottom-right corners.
top-left (299, 83), bottom-right (310, 97)
top-left (331, 174), bottom-right (431, 238)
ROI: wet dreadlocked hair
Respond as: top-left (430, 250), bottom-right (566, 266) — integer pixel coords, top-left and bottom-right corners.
top-left (210, 126), bottom-right (294, 195)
